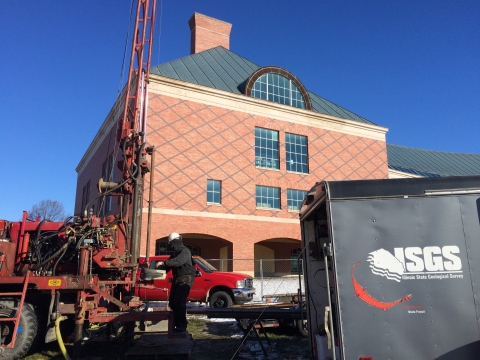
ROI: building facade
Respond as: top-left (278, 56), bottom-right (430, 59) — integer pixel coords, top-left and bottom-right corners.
top-left (75, 13), bottom-right (390, 274)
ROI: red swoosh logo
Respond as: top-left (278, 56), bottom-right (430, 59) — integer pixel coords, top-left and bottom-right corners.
top-left (352, 262), bottom-right (412, 310)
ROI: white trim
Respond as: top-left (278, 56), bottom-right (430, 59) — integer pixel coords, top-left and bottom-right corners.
top-left (149, 74), bottom-right (388, 141)
top-left (145, 207), bottom-right (300, 224)
top-left (388, 169), bottom-right (422, 179)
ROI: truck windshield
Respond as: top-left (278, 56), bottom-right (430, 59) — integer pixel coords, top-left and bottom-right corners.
top-left (194, 257), bottom-right (217, 273)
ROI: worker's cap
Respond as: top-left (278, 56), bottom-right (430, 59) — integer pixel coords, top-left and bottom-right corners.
top-left (168, 232), bottom-right (182, 243)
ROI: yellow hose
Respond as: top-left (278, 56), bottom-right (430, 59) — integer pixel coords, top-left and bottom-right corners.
top-left (55, 316), bottom-right (71, 360)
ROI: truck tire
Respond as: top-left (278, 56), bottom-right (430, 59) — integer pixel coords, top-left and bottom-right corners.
top-left (295, 302), bottom-right (308, 337)
top-left (295, 318), bottom-right (308, 337)
top-left (236, 318), bottom-right (250, 330)
top-left (0, 298), bottom-right (38, 360)
top-left (209, 291), bottom-right (233, 308)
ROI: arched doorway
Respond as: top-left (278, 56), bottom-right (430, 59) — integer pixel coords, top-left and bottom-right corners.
top-left (155, 240), bottom-right (200, 256)
top-left (154, 233), bottom-right (233, 271)
top-left (254, 238), bottom-right (301, 276)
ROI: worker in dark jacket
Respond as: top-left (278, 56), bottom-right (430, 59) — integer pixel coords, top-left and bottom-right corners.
top-left (158, 232), bottom-right (196, 333)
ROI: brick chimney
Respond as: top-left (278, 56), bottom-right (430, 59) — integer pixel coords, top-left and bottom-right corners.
top-left (188, 13), bottom-right (232, 54)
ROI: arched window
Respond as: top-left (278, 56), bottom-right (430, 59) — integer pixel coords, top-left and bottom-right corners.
top-left (245, 66), bottom-right (312, 110)
top-left (252, 73), bottom-right (306, 109)
top-left (155, 240), bottom-right (200, 256)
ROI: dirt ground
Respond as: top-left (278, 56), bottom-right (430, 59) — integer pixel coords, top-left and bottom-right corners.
top-left (22, 315), bottom-right (311, 360)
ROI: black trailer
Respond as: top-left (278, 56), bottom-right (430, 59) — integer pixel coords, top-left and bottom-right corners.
top-left (299, 176), bottom-right (480, 360)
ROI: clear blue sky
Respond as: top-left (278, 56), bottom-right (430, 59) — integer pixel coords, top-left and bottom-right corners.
top-left (1, 0), bottom-right (479, 220)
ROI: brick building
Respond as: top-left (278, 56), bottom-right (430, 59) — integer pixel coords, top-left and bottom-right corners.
top-left (75, 13), bottom-right (391, 275)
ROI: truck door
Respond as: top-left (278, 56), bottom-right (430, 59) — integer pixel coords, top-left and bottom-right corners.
top-left (187, 263), bottom-right (206, 302)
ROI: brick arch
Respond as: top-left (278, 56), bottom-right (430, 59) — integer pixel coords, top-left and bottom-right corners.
top-left (255, 237), bottom-right (301, 258)
top-left (251, 225), bottom-right (301, 243)
top-left (155, 222), bottom-right (246, 242)
top-left (256, 237), bottom-right (300, 245)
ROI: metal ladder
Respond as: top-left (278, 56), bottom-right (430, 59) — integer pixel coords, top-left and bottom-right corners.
top-left (0, 271), bottom-right (30, 350)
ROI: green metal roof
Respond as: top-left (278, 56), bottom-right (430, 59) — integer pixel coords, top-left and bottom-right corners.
top-left (151, 46), bottom-right (375, 125)
top-left (387, 144), bottom-right (480, 177)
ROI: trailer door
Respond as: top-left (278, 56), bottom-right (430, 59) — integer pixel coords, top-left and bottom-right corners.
top-left (329, 193), bottom-right (480, 360)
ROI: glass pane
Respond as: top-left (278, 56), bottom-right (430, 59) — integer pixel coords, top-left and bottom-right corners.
top-left (287, 189), bottom-right (307, 211)
top-left (256, 186), bottom-right (280, 209)
top-left (254, 128), bottom-right (279, 169)
top-left (207, 180), bottom-right (221, 204)
top-left (285, 133), bottom-right (308, 173)
top-left (251, 72), bottom-right (307, 109)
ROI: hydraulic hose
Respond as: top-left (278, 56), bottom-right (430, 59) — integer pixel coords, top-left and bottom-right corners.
top-left (35, 219), bottom-right (46, 241)
top-left (33, 219), bottom-right (47, 264)
top-left (30, 237), bottom-right (75, 271)
top-left (55, 316), bottom-right (71, 360)
top-left (122, 137), bottom-right (142, 181)
top-left (52, 244), bottom-right (69, 276)
top-left (123, 138), bottom-right (135, 180)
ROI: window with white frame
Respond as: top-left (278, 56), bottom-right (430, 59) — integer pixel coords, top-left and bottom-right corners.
top-left (286, 133), bottom-right (308, 173)
top-left (287, 189), bottom-right (307, 211)
top-left (251, 73), bottom-right (306, 109)
top-left (207, 180), bottom-right (221, 204)
top-left (256, 185), bottom-right (280, 209)
top-left (255, 127), bottom-right (279, 169)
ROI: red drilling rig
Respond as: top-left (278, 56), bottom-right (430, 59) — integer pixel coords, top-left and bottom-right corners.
top-left (0, 1), bottom-right (179, 359)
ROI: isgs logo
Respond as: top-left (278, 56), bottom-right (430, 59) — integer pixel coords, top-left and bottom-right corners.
top-left (367, 245), bottom-right (463, 282)
top-left (351, 245), bottom-right (464, 310)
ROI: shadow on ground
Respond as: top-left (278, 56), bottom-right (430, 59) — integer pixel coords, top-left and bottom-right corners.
top-left (22, 315), bottom-right (310, 360)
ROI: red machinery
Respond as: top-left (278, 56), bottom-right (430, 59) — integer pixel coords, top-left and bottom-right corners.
top-left (0, 1), bottom-right (176, 359)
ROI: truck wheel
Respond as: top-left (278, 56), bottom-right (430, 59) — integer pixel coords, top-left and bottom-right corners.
top-left (236, 318), bottom-right (250, 330)
top-left (209, 291), bottom-right (233, 308)
top-left (0, 298), bottom-right (38, 360)
top-left (295, 318), bottom-right (308, 337)
top-left (295, 302), bottom-right (308, 337)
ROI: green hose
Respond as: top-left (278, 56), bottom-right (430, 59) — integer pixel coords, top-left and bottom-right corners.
top-left (55, 316), bottom-right (71, 360)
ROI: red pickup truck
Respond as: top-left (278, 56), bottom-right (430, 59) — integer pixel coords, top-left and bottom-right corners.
top-left (137, 255), bottom-right (255, 308)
